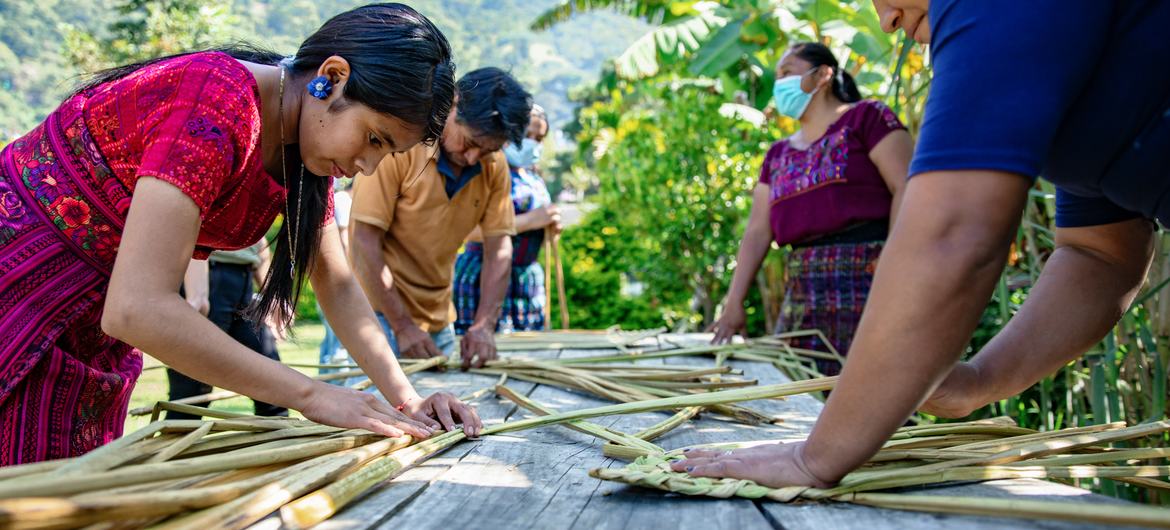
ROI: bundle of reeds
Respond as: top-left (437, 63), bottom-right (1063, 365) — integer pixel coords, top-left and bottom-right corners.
top-left (467, 356), bottom-right (779, 425)
top-left (488, 327), bottom-right (667, 351)
top-left (536, 334), bottom-right (832, 387)
top-left (0, 376), bottom-right (838, 530)
top-left (589, 419), bottom-right (1170, 528)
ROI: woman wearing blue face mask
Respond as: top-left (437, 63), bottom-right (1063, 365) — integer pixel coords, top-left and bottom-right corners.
top-left (453, 106), bottom-right (560, 333)
top-left (708, 42), bottom-right (914, 376)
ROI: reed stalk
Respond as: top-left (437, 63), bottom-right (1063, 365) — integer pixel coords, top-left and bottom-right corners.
top-left (481, 376), bottom-right (836, 436)
top-left (495, 384), bottom-right (663, 453)
top-left (821, 420), bottom-right (1170, 496)
top-left (1004, 447), bottom-right (1170, 467)
top-left (153, 435), bottom-right (414, 530)
top-left (807, 465), bottom-right (1170, 498)
top-left (0, 434), bottom-right (380, 499)
top-left (278, 431), bottom-right (466, 529)
top-left (942, 421), bottom-right (1126, 453)
top-left (489, 328), bottom-right (665, 351)
top-left (601, 406), bottom-right (704, 460)
top-left (554, 344), bottom-right (744, 364)
top-left (148, 402), bottom-right (252, 422)
top-left (0, 464), bottom-right (301, 530)
top-left (845, 492), bottom-right (1170, 529)
top-left (146, 423), bottom-right (214, 464)
top-left (158, 418), bottom-right (317, 433)
top-left (178, 425), bottom-right (345, 457)
top-left (51, 422), bottom-right (167, 475)
top-left (0, 460), bottom-right (66, 482)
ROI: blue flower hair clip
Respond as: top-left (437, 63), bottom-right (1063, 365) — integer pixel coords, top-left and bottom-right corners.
top-left (307, 75), bottom-right (333, 100)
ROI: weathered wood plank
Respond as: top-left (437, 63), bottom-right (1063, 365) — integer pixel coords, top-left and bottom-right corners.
top-left (262, 364), bottom-right (538, 530)
top-left (373, 350), bottom-right (774, 530)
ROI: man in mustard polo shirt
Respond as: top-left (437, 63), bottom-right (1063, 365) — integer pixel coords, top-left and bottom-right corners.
top-left (351, 67), bottom-right (532, 370)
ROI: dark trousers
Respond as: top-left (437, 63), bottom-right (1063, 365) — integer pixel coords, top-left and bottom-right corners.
top-left (167, 262), bottom-right (287, 419)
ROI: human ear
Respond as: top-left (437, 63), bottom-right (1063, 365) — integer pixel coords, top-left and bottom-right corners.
top-left (315, 56), bottom-right (352, 99)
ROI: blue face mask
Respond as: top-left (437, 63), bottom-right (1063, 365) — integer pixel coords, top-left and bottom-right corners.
top-left (504, 138), bottom-right (542, 169)
top-left (772, 74), bottom-right (817, 120)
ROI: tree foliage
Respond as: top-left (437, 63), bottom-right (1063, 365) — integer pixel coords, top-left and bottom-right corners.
top-left (535, 0), bottom-right (924, 114)
top-left (0, 0), bottom-right (648, 139)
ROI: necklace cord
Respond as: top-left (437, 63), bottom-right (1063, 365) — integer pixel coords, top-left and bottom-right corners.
top-left (278, 68), bottom-right (304, 286)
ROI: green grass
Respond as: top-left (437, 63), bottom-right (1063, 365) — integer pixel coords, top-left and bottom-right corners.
top-left (124, 323), bottom-right (328, 433)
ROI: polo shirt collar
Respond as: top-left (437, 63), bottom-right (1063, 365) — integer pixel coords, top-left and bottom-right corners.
top-left (436, 149), bottom-right (483, 199)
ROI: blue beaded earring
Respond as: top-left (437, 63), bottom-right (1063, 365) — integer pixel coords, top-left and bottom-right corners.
top-left (306, 75), bottom-right (333, 99)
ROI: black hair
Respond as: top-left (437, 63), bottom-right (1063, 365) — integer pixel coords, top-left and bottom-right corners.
top-left (73, 3), bottom-right (455, 329)
top-left (455, 67), bottom-right (533, 145)
top-left (790, 42), bottom-right (862, 103)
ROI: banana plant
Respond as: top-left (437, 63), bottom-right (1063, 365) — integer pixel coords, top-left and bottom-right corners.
top-left (532, 0), bottom-right (912, 110)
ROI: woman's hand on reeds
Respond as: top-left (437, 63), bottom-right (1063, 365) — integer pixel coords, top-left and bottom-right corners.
top-left (670, 441), bottom-right (833, 489)
top-left (919, 362), bottom-right (986, 418)
top-left (708, 305), bottom-right (746, 344)
top-left (298, 383), bottom-right (437, 439)
top-left (402, 392), bottom-right (484, 437)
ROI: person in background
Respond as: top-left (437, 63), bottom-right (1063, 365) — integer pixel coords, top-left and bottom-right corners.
top-left (171, 242), bottom-right (289, 418)
top-left (350, 67), bottom-right (531, 370)
top-left (454, 105), bottom-right (561, 333)
top-left (708, 42), bottom-right (914, 376)
top-left (675, 0), bottom-right (1170, 490)
top-left (318, 178), bottom-right (353, 379)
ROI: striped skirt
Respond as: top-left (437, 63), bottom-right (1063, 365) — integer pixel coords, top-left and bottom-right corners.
top-left (0, 99), bottom-right (141, 465)
top-left (777, 240), bottom-right (883, 376)
top-left (453, 249), bottom-right (546, 334)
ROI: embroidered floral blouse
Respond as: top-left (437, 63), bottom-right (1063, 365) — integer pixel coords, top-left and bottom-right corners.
top-left (759, 100), bottom-right (905, 245)
top-left (80, 51), bottom-right (330, 258)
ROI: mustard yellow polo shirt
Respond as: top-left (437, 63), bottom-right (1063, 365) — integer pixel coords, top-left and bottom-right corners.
top-left (351, 144), bottom-right (515, 332)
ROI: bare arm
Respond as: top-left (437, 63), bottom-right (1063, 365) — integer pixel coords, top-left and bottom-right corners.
top-left (474, 234), bottom-right (512, 328)
top-left (254, 243), bottom-right (269, 287)
top-left (461, 233), bottom-right (512, 369)
top-left (316, 221), bottom-right (483, 435)
top-left (869, 129), bottom-right (913, 229)
top-left (351, 221), bottom-right (415, 329)
top-left (802, 170), bottom-right (1031, 483)
top-left (710, 184), bottom-right (773, 343)
top-left (351, 220), bottom-right (442, 358)
top-left (337, 224), bottom-right (349, 257)
top-left (311, 221), bottom-right (421, 406)
top-left (183, 258), bottom-right (210, 315)
top-left (922, 217), bottom-right (1155, 417)
top-left (101, 178), bottom-right (433, 438)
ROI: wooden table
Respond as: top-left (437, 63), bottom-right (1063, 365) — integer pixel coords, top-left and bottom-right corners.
top-left (287, 336), bottom-right (1138, 530)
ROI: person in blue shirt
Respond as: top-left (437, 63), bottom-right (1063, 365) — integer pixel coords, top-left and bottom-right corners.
top-left (674, 0), bottom-right (1170, 488)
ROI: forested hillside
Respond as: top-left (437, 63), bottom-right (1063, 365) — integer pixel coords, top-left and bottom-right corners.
top-left (0, 0), bottom-right (646, 138)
